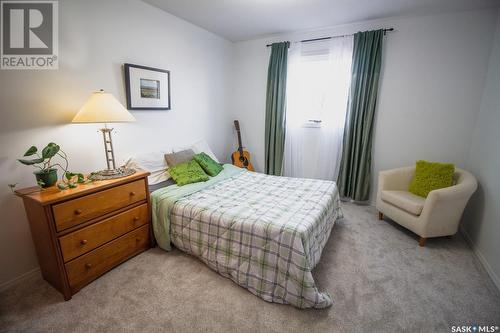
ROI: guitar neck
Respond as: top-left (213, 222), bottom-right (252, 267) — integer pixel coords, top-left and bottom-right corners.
top-left (234, 120), bottom-right (244, 153)
top-left (236, 130), bottom-right (243, 152)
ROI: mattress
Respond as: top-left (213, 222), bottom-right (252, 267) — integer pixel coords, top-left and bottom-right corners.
top-left (148, 179), bottom-right (175, 193)
top-left (151, 164), bottom-right (342, 309)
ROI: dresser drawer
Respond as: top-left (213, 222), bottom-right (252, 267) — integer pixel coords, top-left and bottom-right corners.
top-left (65, 224), bottom-right (149, 291)
top-left (52, 179), bottom-right (147, 231)
top-left (59, 203), bottom-right (149, 262)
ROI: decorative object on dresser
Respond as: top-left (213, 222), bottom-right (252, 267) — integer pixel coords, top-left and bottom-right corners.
top-left (18, 143), bottom-right (67, 188)
top-left (72, 90), bottom-right (136, 180)
top-left (15, 170), bottom-right (152, 300)
top-left (124, 63), bottom-right (171, 110)
top-left (17, 142), bottom-right (90, 190)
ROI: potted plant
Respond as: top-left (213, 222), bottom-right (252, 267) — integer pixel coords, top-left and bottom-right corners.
top-left (17, 143), bottom-right (87, 189)
top-left (18, 143), bottom-right (62, 187)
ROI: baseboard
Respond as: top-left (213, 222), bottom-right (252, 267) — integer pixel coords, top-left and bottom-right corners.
top-left (0, 267), bottom-right (41, 293)
top-left (460, 227), bottom-right (500, 291)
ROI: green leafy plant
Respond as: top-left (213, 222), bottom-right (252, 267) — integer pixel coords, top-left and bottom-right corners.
top-left (58, 172), bottom-right (88, 190)
top-left (8, 183), bottom-right (18, 192)
top-left (18, 143), bottom-right (63, 171)
top-left (17, 143), bottom-right (90, 189)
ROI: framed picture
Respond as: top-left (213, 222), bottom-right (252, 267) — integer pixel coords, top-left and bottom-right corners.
top-left (124, 63), bottom-right (171, 110)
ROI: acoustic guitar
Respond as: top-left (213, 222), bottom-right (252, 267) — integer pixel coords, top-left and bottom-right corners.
top-left (231, 120), bottom-right (254, 171)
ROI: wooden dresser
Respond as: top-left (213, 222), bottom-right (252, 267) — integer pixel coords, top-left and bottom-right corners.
top-left (16, 170), bottom-right (153, 300)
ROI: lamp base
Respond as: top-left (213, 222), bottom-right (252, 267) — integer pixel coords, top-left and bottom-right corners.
top-left (89, 167), bottom-right (136, 180)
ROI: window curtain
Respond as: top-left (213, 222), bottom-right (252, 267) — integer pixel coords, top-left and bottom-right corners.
top-left (337, 29), bottom-right (384, 201)
top-left (283, 36), bottom-right (353, 180)
top-left (265, 42), bottom-right (290, 176)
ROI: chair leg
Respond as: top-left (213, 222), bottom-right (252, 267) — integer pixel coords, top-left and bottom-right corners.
top-left (378, 212), bottom-right (383, 220)
top-left (418, 237), bottom-right (426, 247)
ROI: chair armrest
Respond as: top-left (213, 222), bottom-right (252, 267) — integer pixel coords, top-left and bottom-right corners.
top-left (378, 166), bottom-right (415, 192)
top-left (418, 172), bottom-right (478, 237)
top-left (427, 180), bottom-right (476, 203)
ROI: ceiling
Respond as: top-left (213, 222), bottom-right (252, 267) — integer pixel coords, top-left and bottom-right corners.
top-left (142, 0), bottom-right (500, 42)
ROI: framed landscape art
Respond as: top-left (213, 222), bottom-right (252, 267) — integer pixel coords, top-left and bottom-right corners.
top-left (124, 63), bottom-right (171, 110)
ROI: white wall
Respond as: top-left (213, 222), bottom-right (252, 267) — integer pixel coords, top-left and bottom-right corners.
top-left (462, 11), bottom-right (500, 288)
top-left (0, 0), bottom-right (233, 287)
top-left (229, 9), bottom-right (497, 203)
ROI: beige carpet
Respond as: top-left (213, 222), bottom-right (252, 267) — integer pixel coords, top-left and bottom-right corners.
top-left (1, 203), bottom-right (499, 333)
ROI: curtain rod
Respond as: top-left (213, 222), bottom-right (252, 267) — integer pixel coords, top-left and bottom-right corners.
top-left (265, 28), bottom-right (394, 47)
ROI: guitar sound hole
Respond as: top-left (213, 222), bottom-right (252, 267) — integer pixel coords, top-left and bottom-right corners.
top-left (239, 156), bottom-right (249, 166)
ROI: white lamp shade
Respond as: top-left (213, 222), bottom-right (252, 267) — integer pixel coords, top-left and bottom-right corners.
top-left (72, 90), bottom-right (136, 123)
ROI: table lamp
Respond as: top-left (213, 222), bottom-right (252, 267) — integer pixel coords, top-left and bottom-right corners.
top-left (72, 89), bottom-right (136, 180)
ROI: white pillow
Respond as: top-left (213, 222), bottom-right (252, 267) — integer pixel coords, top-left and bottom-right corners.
top-left (125, 151), bottom-right (170, 185)
top-left (174, 140), bottom-right (219, 163)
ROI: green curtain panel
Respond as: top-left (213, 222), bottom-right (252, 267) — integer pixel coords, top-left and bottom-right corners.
top-left (337, 30), bottom-right (384, 201)
top-left (265, 42), bottom-right (290, 176)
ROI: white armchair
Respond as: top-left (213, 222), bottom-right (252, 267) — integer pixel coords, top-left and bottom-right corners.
top-left (376, 166), bottom-right (477, 246)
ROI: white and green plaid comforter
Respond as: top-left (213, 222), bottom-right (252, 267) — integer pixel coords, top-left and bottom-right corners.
top-left (151, 164), bottom-right (342, 309)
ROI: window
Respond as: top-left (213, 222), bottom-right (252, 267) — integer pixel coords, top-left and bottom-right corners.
top-left (283, 37), bottom-right (353, 180)
top-left (286, 38), bottom-right (353, 129)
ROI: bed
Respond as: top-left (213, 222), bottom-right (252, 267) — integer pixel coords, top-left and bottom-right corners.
top-left (150, 164), bottom-right (342, 309)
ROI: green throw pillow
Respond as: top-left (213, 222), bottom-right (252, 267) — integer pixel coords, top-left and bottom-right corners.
top-left (193, 152), bottom-right (223, 177)
top-left (168, 160), bottom-right (209, 186)
top-left (409, 160), bottom-right (455, 198)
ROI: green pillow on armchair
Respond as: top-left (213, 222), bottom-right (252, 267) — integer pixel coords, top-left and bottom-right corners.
top-left (408, 160), bottom-right (455, 198)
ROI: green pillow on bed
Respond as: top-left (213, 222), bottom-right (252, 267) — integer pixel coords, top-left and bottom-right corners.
top-left (168, 160), bottom-right (209, 186)
top-left (193, 152), bottom-right (223, 176)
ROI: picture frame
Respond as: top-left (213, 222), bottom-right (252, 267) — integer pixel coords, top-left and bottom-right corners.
top-left (124, 63), bottom-right (171, 110)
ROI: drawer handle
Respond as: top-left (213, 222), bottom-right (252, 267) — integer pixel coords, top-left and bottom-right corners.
top-left (129, 191), bottom-right (136, 196)
top-left (85, 263), bottom-right (92, 269)
top-left (80, 239), bottom-right (88, 245)
top-left (133, 217), bottom-right (140, 222)
top-left (74, 209), bottom-right (82, 215)
top-left (136, 237), bottom-right (141, 242)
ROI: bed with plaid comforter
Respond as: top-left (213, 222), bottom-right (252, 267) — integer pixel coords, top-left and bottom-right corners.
top-left (151, 164), bottom-right (342, 309)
